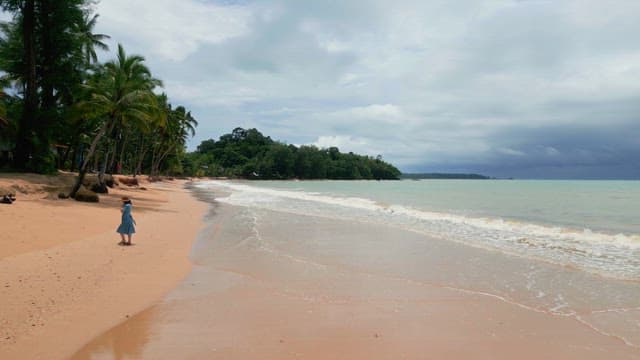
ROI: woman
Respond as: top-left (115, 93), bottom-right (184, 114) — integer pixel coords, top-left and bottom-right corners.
top-left (117, 196), bottom-right (136, 245)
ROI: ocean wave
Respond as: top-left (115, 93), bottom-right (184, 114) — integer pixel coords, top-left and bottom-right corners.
top-left (198, 181), bottom-right (640, 280)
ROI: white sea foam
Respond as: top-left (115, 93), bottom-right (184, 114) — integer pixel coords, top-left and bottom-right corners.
top-left (199, 181), bottom-right (640, 280)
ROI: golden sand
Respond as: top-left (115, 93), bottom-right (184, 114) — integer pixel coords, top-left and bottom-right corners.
top-left (0, 174), bottom-right (207, 359)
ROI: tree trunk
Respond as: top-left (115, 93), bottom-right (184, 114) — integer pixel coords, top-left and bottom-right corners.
top-left (13, 0), bottom-right (37, 169)
top-left (148, 142), bottom-right (170, 179)
top-left (149, 147), bottom-right (158, 178)
top-left (69, 145), bottom-right (78, 172)
top-left (134, 147), bottom-right (147, 178)
top-left (69, 120), bottom-right (111, 198)
top-left (98, 143), bottom-right (109, 186)
top-left (36, 0), bottom-right (55, 170)
top-left (116, 132), bottom-right (128, 174)
top-left (153, 147), bottom-right (172, 178)
top-left (133, 135), bottom-right (146, 177)
top-left (60, 145), bottom-right (71, 170)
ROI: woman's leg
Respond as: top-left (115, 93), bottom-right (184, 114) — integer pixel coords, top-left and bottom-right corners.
top-left (119, 233), bottom-right (125, 244)
top-left (126, 234), bottom-right (132, 245)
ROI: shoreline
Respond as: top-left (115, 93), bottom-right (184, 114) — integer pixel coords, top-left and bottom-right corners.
top-left (4, 177), bottom-right (639, 359)
top-left (72, 183), bottom-right (640, 359)
top-left (0, 174), bottom-right (209, 359)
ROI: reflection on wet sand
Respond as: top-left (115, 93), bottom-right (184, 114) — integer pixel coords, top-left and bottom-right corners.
top-left (71, 307), bottom-right (154, 360)
top-left (73, 202), bottom-right (640, 359)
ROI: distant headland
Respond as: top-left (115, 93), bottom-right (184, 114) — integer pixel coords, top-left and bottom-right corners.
top-left (189, 128), bottom-right (402, 180)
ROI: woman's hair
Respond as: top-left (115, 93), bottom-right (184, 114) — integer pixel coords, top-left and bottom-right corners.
top-left (122, 196), bottom-right (132, 205)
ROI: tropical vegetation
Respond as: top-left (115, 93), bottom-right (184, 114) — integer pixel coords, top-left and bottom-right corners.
top-left (185, 128), bottom-right (401, 180)
top-left (0, 1), bottom-right (401, 191)
top-left (0, 0), bottom-right (198, 196)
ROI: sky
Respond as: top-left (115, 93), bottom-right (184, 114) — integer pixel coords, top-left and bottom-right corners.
top-left (91, 0), bottom-right (640, 179)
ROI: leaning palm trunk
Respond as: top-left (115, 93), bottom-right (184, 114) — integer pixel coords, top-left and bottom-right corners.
top-left (97, 140), bottom-right (112, 189)
top-left (69, 119), bottom-right (111, 198)
top-left (106, 139), bottom-right (117, 175)
top-left (134, 146), bottom-right (148, 177)
top-left (150, 146), bottom-right (173, 179)
top-left (149, 146), bottom-right (157, 176)
top-left (71, 43), bottom-right (161, 191)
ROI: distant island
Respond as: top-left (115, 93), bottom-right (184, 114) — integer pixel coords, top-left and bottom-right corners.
top-left (400, 173), bottom-right (491, 180)
top-left (186, 128), bottom-right (401, 180)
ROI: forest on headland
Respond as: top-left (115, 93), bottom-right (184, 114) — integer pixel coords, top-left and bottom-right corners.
top-left (0, 0), bottom-right (400, 196)
top-left (186, 127), bottom-right (401, 180)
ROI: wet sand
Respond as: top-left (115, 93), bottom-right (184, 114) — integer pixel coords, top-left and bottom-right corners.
top-left (73, 198), bottom-right (640, 359)
top-left (0, 175), bottom-right (208, 360)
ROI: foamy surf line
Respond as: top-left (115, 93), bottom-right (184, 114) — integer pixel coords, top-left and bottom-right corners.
top-left (197, 181), bottom-right (640, 280)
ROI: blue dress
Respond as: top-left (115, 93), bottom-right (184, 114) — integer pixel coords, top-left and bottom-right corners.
top-left (116, 203), bottom-right (136, 234)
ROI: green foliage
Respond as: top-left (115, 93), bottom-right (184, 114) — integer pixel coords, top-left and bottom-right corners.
top-left (0, 0), bottom-right (99, 172)
top-left (0, 2), bottom-right (401, 185)
top-left (188, 128), bottom-right (401, 180)
top-left (0, 2), bottom-right (197, 190)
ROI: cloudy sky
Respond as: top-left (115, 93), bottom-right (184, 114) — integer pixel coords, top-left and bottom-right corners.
top-left (93, 0), bottom-right (640, 179)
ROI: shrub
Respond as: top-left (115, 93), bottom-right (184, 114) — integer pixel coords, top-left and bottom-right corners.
top-left (90, 182), bottom-right (108, 194)
top-left (74, 186), bottom-right (99, 202)
top-left (105, 175), bottom-right (118, 188)
top-left (119, 177), bottom-right (139, 186)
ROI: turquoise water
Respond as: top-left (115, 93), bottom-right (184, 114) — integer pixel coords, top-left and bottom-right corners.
top-left (202, 179), bottom-right (640, 280)
top-left (242, 180), bottom-right (640, 234)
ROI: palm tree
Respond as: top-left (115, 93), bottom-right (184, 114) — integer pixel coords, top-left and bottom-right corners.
top-left (69, 43), bottom-right (161, 198)
top-left (149, 102), bottom-right (198, 178)
top-left (76, 13), bottom-right (110, 65)
top-left (0, 0), bottom-right (37, 169)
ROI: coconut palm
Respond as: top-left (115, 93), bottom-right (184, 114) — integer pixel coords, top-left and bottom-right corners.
top-left (149, 100), bottom-right (198, 178)
top-left (76, 13), bottom-right (110, 64)
top-left (69, 43), bottom-right (161, 198)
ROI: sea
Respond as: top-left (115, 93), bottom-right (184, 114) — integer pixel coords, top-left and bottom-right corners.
top-left (73, 179), bottom-right (640, 358)
top-left (205, 179), bottom-right (640, 281)
top-left (193, 179), bottom-right (640, 348)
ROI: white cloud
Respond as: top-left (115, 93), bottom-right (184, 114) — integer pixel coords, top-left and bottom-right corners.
top-left (311, 135), bottom-right (379, 156)
top-left (87, 0), bottom-right (640, 177)
top-left (545, 147), bottom-right (560, 156)
top-left (166, 80), bottom-right (264, 107)
top-left (498, 148), bottom-right (526, 157)
top-left (313, 135), bottom-right (365, 149)
top-left (96, 0), bottom-right (254, 61)
top-left (325, 104), bottom-right (405, 124)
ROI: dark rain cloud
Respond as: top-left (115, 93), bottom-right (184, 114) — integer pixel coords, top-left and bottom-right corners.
top-left (95, 0), bottom-right (640, 179)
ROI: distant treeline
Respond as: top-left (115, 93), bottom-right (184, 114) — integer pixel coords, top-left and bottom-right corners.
top-left (184, 128), bottom-right (401, 180)
top-left (401, 173), bottom-right (490, 180)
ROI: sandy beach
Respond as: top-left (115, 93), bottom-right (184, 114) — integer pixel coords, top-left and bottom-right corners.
top-left (0, 173), bottom-right (208, 359)
top-left (2, 176), bottom-right (639, 359)
top-left (72, 182), bottom-right (639, 360)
